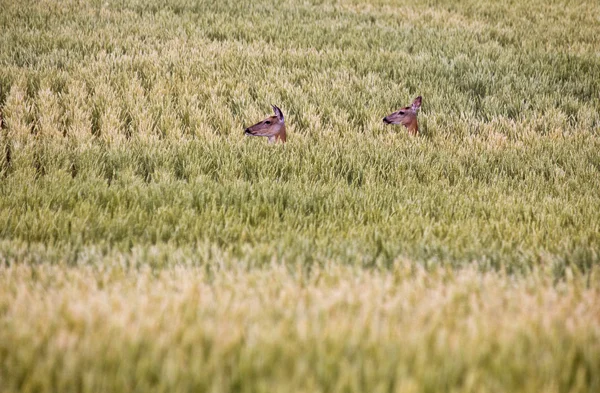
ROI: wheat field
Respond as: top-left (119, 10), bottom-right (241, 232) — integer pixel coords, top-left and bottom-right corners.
top-left (1, 0), bottom-right (599, 392)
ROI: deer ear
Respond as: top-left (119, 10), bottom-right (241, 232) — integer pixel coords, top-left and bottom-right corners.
top-left (272, 104), bottom-right (284, 122)
top-left (412, 96), bottom-right (422, 112)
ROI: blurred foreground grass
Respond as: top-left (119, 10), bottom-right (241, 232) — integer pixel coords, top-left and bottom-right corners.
top-left (1, 262), bottom-right (599, 393)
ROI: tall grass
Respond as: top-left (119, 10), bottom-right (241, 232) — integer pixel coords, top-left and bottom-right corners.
top-left (1, 0), bottom-right (600, 391)
top-left (1, 262), bottom-right (599, 393)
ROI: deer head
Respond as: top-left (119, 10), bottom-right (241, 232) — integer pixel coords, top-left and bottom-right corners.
top-left (383, 96), bottom-right (422, 136)
top-left (244, 105), bottom-right (286, 143)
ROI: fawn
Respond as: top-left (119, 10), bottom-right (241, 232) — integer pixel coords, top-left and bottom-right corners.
top-left (244, 105), bottom-right (286, 143)
top-left (383, 96), bottom-right (422, 136)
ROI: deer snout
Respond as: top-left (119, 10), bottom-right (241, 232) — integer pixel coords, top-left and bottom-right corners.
top-left (383, 117), bottom-right (391, 124)
top-left (244, 128), bottom-right (252, 135)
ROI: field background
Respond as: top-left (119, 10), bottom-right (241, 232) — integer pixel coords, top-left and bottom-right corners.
top-left (1, 0), bottom-right (599, 392)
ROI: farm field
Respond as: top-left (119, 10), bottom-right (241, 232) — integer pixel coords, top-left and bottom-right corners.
top-left (1, 0), bottom-right (600, 392)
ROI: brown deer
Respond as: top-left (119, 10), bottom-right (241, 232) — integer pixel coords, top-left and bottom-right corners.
top-left (383, 96), bottom-right (422, 136)
top-left (244, 105), bottom-right (286, 143)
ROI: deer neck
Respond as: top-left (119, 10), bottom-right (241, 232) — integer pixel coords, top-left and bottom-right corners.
top-left (268, 124), bottom-right (286, 143)
top-left (277, 125), bottom-right (286, 142)
top-left (403, 117), bottom-right (419, 136)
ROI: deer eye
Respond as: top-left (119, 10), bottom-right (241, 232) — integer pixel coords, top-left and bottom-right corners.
top-left (398, 111), bottom-right (405, 115)
top-left (265, 121), bottom-right (271, 125)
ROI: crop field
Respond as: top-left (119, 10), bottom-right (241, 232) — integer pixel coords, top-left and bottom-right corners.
top-left (1, 0), bottom-right (600, 392)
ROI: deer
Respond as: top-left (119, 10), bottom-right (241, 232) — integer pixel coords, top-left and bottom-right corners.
top-left (244, 105), bottom-right (286, 143)
top-left (383, 96), bottom-right (422, 136)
